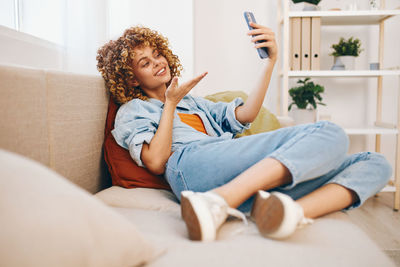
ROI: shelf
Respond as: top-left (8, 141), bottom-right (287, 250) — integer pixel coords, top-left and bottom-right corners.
top-left (288, 10), bottom-right (400, 25)
top-left (280, 2), bottom-right (400, 210)
top-left (343, 126), bottom-right (398, 135)
top-left (381, 184), bottom-right (396, 192)
top-left (286, 70), bottom-right (400, 78)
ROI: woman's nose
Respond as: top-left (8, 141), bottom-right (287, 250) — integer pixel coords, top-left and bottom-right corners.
top-left (153, 60), bottom-right (159, 68)
top-left (153, 57), bottom-right (161, 67)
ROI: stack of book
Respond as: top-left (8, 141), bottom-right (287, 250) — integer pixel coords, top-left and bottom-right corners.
top-left (290, 17), bottom-right (321, 70)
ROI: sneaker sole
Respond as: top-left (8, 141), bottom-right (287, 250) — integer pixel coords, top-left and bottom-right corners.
top-left (181, 191), bottom-right (215, 241)
top-left (251, 191), bottom-right (284, 237)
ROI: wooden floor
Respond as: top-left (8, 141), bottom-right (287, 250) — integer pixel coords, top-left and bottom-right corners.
top-left (345, 192), bottom-right (400, 265)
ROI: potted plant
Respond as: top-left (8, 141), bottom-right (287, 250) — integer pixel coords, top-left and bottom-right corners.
top-left (288, 78), bottom-right (326, 125)
top-left (330, 37), bottom-right (363, 70)
top-left (292, 0), bottom-right (321, 11)
top-left (369, 0), bottom-right (380, 10)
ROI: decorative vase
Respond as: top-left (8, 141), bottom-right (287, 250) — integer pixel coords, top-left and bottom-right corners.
top-left (290, 107), bottom-right (317, 125)
top-left (339, 56), bottom-right (356, 70)
top-left (331, 56), bottom-right (356, 70)
top-left (346, 0), bottom-right (358, 10)
top-left (303, 3), bottom-right (319, 11)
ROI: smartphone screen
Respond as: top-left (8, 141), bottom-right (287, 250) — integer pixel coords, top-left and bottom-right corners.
top-left (244, 11), bottom-right (269, 59)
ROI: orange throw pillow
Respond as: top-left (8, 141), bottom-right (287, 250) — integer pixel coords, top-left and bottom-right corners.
top-left (103, 96), bottom-right (171, 190)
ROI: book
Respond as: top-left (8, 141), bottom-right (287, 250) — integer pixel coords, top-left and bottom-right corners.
top-left (311, 17), bottom-right (321, 70)
top-left (290, 17), bottom-right (301, 71)
top-left (301, 17), bottom-right (311, 70)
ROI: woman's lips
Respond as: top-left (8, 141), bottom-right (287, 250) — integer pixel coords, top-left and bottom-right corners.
top-left (155, 67), bottom-right (167, 76)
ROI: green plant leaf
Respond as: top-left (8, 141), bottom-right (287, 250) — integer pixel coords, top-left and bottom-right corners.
top-left (329, 36), bottom-right (363, 57)
top-left (288, 78), bottom-right (326, 110)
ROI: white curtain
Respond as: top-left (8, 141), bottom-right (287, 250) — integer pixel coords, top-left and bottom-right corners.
top-left (62, 0), bottom-right (108, 74)
top-left (9, 0), bottom-right (109, 74)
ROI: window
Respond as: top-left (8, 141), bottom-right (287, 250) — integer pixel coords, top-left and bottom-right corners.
top-left (0, 0), bottom-right (64, 44)
top-left (0, 0), bottom-right (16, 29)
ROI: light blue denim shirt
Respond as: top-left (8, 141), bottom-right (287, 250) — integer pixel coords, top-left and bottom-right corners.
top-left (112, 95), bottom-right (250, 167)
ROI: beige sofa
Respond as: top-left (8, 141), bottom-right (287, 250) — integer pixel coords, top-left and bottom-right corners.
top-left (0, 64), bottom-right (395, 267)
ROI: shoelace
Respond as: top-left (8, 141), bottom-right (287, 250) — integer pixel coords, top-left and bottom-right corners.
top-left (209, 202), bottom-right (248, 227)
top-left (227, 207), bottom-right (248, 226)
top-left (297, 217), bottom-right (314, 229)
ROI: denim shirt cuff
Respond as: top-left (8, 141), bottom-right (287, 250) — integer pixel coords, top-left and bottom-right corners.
top-left (228, 97), bottom-right (251, 133)
top-left (128, 131), bottom-right (154, 167)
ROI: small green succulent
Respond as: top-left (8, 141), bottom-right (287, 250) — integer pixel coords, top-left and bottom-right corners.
top-left (330, 37), bottom-right (363, 57)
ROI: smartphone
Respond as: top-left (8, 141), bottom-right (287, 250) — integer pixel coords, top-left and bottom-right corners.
top-left (244, 11), bottom-right (269, 59)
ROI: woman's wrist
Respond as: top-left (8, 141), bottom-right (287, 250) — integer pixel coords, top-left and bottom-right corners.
top-left (266, 57), bottom-right (277, 66)
top-left (164, 99), bottom-right (178, 110)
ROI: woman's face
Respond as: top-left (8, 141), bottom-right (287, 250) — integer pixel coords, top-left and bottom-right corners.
top-left (131, 46), bottom-right (171, 93)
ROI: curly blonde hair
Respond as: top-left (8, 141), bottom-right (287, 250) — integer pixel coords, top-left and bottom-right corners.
top-left (96, 26), bottom-right (183, 105)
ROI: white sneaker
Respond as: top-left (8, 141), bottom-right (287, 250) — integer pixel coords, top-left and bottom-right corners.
top-left (250, 190), bottom-right (313, 239)
top-left (180, 190), bottom-right (248, 241)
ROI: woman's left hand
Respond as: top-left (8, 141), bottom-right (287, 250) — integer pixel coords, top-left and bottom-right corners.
top-left (247, 22), bottom-right (278, 62)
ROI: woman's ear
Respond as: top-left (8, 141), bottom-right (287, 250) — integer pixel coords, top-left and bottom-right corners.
top-left (132, 79), bottom-right (140, 87)
top-left (128, 78), bottom-right (140, 87)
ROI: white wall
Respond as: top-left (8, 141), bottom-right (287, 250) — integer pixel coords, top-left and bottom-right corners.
top-left (107, 0), bottom-right (194, 82)
top-left (193, 0), bottom-right (279, 114)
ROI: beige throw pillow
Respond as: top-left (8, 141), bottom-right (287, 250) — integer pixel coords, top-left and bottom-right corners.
top-left (0, 149), bottom-right (158, 267)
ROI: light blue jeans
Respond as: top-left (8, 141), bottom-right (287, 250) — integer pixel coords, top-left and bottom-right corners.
top-left (165, 121), bottom-right (392, 212)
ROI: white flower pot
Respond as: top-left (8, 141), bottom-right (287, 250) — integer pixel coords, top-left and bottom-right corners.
top-left (303, 3), bottom-right (320, 11)
top-left (290, 107), bottom-right (317, 125)
top-left (340, 56), bottom-right (356, 70)
top-left (331, 56), bottom-right (356, 70)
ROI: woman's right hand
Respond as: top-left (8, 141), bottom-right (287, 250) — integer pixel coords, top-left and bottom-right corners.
top-left (165, 72), bottom-right (208, 106)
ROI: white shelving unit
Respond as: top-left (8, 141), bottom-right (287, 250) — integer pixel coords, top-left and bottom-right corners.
top-left (277, 0), bottom-right (400, 210)
top-left (285, 70), bottom-right (400, 77)
top-left (344, 127), bottom-right (397, 135)
top-left (288, 10), bottom-right (400, 25)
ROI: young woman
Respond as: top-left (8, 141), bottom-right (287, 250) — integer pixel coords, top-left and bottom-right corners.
top-left (97, 23), bottom-right (392, 242)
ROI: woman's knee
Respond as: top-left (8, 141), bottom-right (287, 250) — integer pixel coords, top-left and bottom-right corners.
top-left (318, 121), bottom-right (349, 156)
top-left (365, 152), bottom-right (393, 184)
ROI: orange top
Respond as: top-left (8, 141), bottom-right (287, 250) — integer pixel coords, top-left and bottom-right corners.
top-left (177, 113), bottom-right (208, 135)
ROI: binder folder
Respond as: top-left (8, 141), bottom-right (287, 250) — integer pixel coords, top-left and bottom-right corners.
top-left (311, 17), bottom-right (321, 70)
top-left (301, 17), bottom-right (311, 71)
top-left (290, 17), bottom-right (301, 71)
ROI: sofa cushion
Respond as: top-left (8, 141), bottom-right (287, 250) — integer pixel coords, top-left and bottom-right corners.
top-left (96, 187), bottom-right (395, 266)
top-left (95, 186), bottom-right (180, 213)
top-left (109, 199), bottom-right (395, 267)
top-left (204, 90), bottom-right (281, 137)
top-left (104, 97), bottom-right (171, 190)
top-left (46, 70), bottom-right (110, 193)
top-left (0, 149), bottom-right (160, 267)
top-left (0, 64), bottom-right (49, 166)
